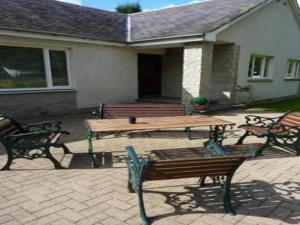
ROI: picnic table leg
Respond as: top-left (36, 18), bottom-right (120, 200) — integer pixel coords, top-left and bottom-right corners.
top-left (87, 131), bottom-right (99, 168)
top-left (209, 125), bottom-right (227, 145)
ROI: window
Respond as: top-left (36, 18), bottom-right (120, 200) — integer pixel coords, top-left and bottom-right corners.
top-left (248, 55), bottom-right (272, 79)
top-left (286, 59), bottom-right (300, 79)
top-left (50, 50), bottom-right (69, 87)
top-left (0, 45), bottom-right (70, 90)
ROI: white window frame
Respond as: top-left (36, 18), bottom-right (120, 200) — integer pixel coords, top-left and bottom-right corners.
top-left (0, 46), bottom-right (72, 92)
top-left (248, 54), bottom-right (272, 79)
top-left (285, 59), bottom-right (300, 79)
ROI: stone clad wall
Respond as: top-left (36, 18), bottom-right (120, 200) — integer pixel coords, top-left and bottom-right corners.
top-left (0, 91), bottom-right (77, 118)
top-left (182, 43), bottom-right (214, 104)
top-left (210, 44), bottom-right (240, 103)
top-left (161, 48), bottom-right (183, 98)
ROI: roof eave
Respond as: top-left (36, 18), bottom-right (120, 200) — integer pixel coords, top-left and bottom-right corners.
top-left (289, 0), bottom-right (300, 27)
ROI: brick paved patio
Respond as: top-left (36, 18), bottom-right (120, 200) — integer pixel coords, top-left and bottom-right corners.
top-left (0, 110), bottom-right (299, 225)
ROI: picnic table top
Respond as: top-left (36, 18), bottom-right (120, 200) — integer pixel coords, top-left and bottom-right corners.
top-left (85, 115), bottom-right (235, 133)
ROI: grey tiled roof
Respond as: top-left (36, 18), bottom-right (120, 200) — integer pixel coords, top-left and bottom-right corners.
top-left (0, 0), bottom-right (127, 43)
top-left (0, 0), bottom-right (270, 43)
top-left (130, 0), bottom-right (267, 41)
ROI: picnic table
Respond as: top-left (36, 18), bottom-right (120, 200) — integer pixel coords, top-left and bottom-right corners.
top-left (84, 115), bottom-right (235, 168)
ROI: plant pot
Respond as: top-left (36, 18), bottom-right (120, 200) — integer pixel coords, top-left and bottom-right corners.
top-left (192, 104), bottom-right (208, 111)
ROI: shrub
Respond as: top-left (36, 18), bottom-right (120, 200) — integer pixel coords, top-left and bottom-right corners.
top-left (116, 2), bottom-right (142, 14)
top-left (190, 96), bottom-right (208, 105)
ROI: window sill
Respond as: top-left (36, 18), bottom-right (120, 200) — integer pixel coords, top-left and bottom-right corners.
top-left (248, 78), bottom-right (273, 82)
top-left (284, 78), bottom-right (300, 81)
top-left (0, 89), bottom-right (76, 95)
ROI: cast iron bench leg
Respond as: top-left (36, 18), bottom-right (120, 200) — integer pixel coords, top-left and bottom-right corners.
top-left (223, 175), bottom-right (235, 215)
top-left (198, 176), bottom-right (206, 187)
top-left (137, 185), bottom-right (151, 225)
top-left (61, 144), bottom-right (72, 154)
top-left (1, 151), bottom-right (13, 171)
top-left (295, 138), bottom-right (300, 156)
top-left (45, 147), bottom-right (65, 169)
top-left (256, 138), bottom-right (271, 157)
top-left (236, 130), bottom-right (250, 145)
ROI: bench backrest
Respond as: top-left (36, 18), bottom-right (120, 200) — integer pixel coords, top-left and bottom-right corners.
top-left (0, 116), bottom-right (23, 141)
top-left (96, 103), bottom-right (188, 119)
top-left (145, 156), bottom-right (246, 181)
top-left (278, 112), bottom-right (300, 127)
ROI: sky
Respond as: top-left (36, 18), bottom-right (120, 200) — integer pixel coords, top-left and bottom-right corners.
top-left (58, 0), bottom-right (300, 11)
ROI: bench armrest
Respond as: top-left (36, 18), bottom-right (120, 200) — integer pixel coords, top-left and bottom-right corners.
top-left (8, 130), bottom-right (56, 147)
top-left (23, 121), bottom-right (63, 132)
top-left (241, 115), bottom-right (281, 127)
top-left (126, 146), bottom-right (151, 191)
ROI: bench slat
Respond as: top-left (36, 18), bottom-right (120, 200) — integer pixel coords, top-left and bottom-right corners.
top-left (100, 103), bottom-right (187, 119)
top-left (149, 165), bottom-right (235, 175)
top-left (151, 162), bottom-right (236, 170)
top-left (279, 112), bottom-right (300, 127)
top-left (146, 171), bottom-right (228, 181)
top-left (153, 156), bottom-right (243, 165)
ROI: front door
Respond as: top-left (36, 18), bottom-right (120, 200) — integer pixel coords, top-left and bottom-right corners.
top-left (138, 54), bottom-right (162, 98)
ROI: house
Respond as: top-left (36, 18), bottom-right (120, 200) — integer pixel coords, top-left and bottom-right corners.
top-left (0, 0), bottom-right (300, 117)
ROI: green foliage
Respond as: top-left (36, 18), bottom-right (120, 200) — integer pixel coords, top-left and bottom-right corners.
top-left (116, 2), bottom-right (142, 14)
top-left (253, 98), bottom-right (300, 112)
top-left (190, 96), bottom-right (208, 105)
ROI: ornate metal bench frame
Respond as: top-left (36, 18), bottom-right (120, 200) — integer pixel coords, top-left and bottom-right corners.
top-left (126, 143), bottom-right (251, 225)
top-left (236, 111), bottom-right (300, 156)
top-left (0, 116), bottom-right (71, 170)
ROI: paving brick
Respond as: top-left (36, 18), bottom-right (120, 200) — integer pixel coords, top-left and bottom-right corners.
top-left (11, 209), bottom-right (37, 224)
top-left (56, 209), bottom-right (85, 223)
top-left (0, 111), bottom-right (298, 225)
top-left (0, 214), bottom-right (14, 224)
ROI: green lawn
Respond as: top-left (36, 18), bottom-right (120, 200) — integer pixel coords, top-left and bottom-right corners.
top-left (253, 98), bottom-right (300, 112)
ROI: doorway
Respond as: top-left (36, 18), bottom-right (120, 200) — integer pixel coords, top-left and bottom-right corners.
top-left (138, 54), bottom-right (162, 98)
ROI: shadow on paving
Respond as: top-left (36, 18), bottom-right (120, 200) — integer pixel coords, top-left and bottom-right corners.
top-left (144, 180), bottom-right (300, 224)
top-left (0, 143), bottom-right (296, 170)
top-left (66, 144), bottom-right (296, 169)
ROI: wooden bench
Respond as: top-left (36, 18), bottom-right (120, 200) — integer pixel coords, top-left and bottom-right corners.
top-left (236, 111), bottom-right (300, 156)
top-left (92, 103), bottom-right (191, 138)
top-left (126, 142), bottom-right (252, 225)
top-left (93, 103), bottom-right (189, 119)
top-left (0, 116), bottom-right (71, 170)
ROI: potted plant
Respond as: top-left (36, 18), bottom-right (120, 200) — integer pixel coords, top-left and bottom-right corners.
top-left (191, 96), bottom-right (209, 111)
top-left (235, 85), bottom-right (254, 107)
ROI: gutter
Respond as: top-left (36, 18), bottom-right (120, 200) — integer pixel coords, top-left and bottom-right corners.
top-left (0, 27), bottom-right (127, 47)
top-left (129, 34), bottom-right (205, 47)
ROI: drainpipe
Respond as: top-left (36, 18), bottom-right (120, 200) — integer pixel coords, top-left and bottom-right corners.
top-left (127, 15), bottom-right (131, 42)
